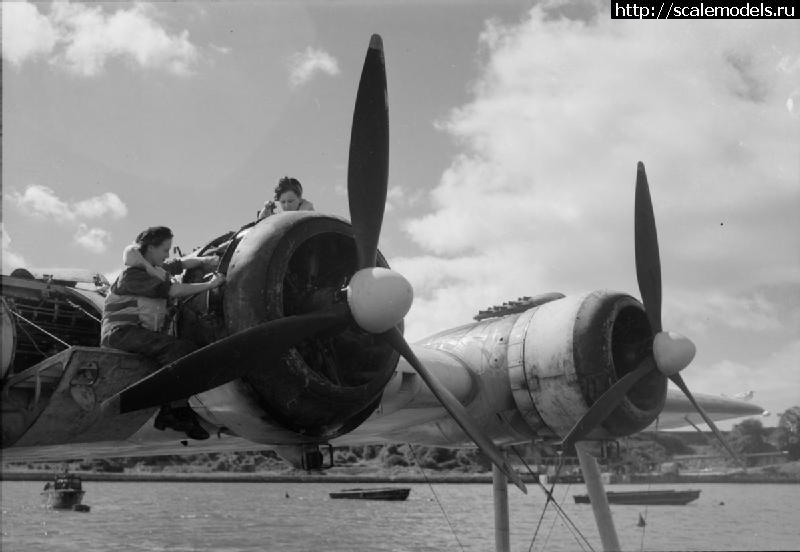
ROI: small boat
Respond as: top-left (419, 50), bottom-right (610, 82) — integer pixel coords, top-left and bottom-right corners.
top-left (546, 474), bottom-right (584, 484)
top-left (41, 472), bottom-right (88, 511)
top-left (573, 489), bottom-right (700, 506)
top-left (329, 487), bottom-right (411, 501)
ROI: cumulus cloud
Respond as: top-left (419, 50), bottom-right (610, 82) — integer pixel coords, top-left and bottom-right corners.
top-left (2, 1), bottom-right (200, 76)
top-left (397, 5), bottom-right (799, 341)
top-left (1, 224), bottom-right (28, 273)
top-left (287, 47), bottom-right (340, 88)
top-left (73, 192), bottom-right (128, 219)
top-left (1, 1), bottom-right (59, 66)
top-left (74, 224), bottom-right (111, 254)
top-left (8, 185), bottom-right (127, 222)
top-left (8, 185), bottom-right (74, 222)
top-left (7, 185), bottom-right (127, 254)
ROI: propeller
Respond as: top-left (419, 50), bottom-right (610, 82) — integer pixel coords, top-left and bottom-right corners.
top-left (561, 162), bottom-right (740, 464)
top-left (348, 34), bottom-right (389, 271)
top-left (109, 34), bottom-right (527, 492)
top-left (342, 35), bottom-right (526, 492)
top-left (110, 305), bottom-right (350, 414)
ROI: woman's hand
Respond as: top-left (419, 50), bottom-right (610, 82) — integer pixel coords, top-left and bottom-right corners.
top-left (205, 272), bottom-right (226, 289)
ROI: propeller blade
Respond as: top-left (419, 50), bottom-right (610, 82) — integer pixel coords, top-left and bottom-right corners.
top-left (561, 359), bottom-right (658, 452)
top-left (382, 327), bottom-right (527, 493)
top-left (669, 373), bottom-right (742, 464)
top-left (634, 161), bottom-right (663, 334)
top-left (348, 34), bottom-right (389, 270)
top-left (111, 306), bottom-right (351, 414)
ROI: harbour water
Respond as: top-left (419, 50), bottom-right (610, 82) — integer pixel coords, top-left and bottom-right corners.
top-left (2, 481), bottom-right (798, 551)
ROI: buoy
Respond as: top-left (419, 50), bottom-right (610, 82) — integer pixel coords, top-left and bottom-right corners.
top-left (637, 513), bottom-right (646, 527)
top-left (285, 492), bottom-right (290, 498)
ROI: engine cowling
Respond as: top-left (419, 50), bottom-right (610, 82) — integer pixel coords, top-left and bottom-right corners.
top-left (179, 213), bottom-right (400, 443)
top-left (509, 291), bottom-right (665, 442)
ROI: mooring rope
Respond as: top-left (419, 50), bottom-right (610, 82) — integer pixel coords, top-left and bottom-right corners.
top-left (407, 444), bottom-right (466, 552)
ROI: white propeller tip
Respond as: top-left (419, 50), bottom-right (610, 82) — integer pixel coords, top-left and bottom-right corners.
top-left (347, 267), bottom-right (413, 333)
top-left (653, 331), bottom-right (696, 376)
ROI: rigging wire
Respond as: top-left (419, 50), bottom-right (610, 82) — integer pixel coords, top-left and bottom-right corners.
top-left (65, 299), bottom-right (101, 323)
top-left (407, 444), bottom-right (466, 552)
top-left (527, 451), bottom-right (564, 552)
top-left (11, 309), bottom-right (71, 348)
top-left (511, 446), bottom-right (596, 552)
top-left (542, 481), bottom-right (574, 551)
top-left (639, 417), bottom-right (659, 551)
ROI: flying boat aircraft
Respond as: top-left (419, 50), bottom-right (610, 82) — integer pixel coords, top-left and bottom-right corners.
top-left (1, 35), bottom-right (765, 552)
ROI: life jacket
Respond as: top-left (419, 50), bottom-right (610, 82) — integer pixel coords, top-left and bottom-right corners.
top-left (101, 292), bottom-right (170, 339)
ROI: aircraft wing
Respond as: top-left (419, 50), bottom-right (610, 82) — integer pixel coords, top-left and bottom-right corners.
top-left (648, 388), bottom-right (767, 430)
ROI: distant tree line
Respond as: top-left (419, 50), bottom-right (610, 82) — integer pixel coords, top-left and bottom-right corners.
top-left (776, 406), bottom-right (800, 460)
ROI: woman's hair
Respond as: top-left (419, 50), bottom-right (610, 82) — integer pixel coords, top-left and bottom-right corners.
top-left (274, 176), bottom-right (303, 200)
top-left (135, 226), bottom-right (173, 253)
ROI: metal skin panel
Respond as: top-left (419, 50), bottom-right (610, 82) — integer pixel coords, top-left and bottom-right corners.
top-left (334, 346), bottom-right (475, 444)
top-left (419, 317), bottom-right (530, 446)
top-left (7, 348), bottom-right (157, 447)
top-left (508, 307), bottom-right (554, 439)
top-left (189, 380), bottom-right (315, 446)
top-left (519, 294), bottom-right (589, 438)
top-left (338, 318), bottom-right (543, 448)
top-left (377, 349), bottom-right (475, 414)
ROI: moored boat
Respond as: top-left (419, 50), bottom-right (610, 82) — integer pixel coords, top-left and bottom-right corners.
top-left (329, 487), bottom-right (411, 501)
top-left (41, 472), bottom-right (87, 510)
top-left (573, 489), bottom-right (700, 505)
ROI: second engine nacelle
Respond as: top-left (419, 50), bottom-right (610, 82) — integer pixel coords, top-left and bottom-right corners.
top-left (509, 291), bottom-right (665, 442)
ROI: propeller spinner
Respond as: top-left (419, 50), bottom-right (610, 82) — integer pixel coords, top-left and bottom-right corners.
top-left (561, 163), bottom-right (740, 463)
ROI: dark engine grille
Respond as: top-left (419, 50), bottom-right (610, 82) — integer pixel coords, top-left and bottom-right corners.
top-left (6, 290), bottom-right (101, 374)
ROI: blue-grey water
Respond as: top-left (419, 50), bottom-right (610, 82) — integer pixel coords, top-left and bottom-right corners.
top-left (2, 481), bottom-right (797, 551)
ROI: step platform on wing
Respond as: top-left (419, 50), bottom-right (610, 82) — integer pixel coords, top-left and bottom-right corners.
top-left (2, 347), bottom-right (159, 448)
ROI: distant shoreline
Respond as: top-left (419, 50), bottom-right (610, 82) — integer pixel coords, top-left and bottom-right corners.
top-left (0, 470), bottom-right (502, 484)
top-left (2, 470), bottom-right (799, 484)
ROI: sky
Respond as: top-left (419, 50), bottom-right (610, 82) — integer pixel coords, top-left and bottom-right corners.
top-left (2, 0), bottom-right (798, 428)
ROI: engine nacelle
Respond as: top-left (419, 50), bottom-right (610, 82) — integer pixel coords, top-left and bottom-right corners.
top-left (509, 291), bottom-right (665, 442)
top-left (180, 213), bottom-right (400, 444)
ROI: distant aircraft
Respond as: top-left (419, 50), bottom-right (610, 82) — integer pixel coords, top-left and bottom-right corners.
top-left (1, 35), bottom-right (766, 552)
